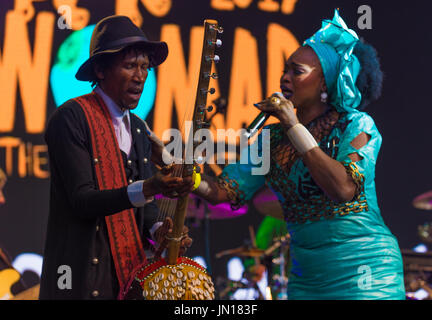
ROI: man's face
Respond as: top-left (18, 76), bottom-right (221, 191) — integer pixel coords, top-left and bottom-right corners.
top-left (98, 49), bottom-right (150, 109)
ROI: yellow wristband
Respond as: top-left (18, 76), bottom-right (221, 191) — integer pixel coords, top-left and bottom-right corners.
top-left (192, 168), bottom-right (201, 191)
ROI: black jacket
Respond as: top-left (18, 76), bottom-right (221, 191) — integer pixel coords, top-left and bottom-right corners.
top-left (39, 98), bottom-right (158, 300)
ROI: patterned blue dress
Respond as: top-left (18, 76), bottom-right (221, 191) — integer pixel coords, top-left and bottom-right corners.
top-left (219, 108), bottom-right (405, 300)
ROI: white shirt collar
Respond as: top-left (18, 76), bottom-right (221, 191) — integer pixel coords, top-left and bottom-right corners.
top-left (94, 86), bottom-right (130, 125)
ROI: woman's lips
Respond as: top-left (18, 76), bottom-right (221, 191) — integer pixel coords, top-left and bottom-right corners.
top-left (280, 85), bottom-right (293, 98)
top-left (281, 89), bottom-right (293, 99)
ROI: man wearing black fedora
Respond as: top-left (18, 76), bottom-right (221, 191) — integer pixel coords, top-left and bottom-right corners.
top-left (40, 15), bottom-right (192, 299)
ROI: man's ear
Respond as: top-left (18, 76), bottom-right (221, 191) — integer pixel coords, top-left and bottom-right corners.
top-left (93, 63), bottom-right (104, 82)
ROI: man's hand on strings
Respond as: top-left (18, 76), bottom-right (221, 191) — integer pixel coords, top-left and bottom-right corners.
top-left (154, 217), bottom-right (193, 256)
top-left (143, 164), bottom-right (193, 198)
top-left (157, 163), bottom-right (194, 198)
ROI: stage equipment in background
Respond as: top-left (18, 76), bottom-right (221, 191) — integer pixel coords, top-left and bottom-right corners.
top-left (215, 229), bottom-right (290, 300)
top-left (403, 192), bottom-right (432, 299)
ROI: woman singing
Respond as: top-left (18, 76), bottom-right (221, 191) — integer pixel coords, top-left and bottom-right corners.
top-left (193, 10), bottom-right (405, 299)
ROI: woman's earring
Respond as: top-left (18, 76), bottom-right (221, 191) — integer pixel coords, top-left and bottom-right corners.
top-left (320, 92), bottom-right (328, 103)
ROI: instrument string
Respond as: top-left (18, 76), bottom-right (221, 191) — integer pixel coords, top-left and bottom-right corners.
top-left (158, 92), bottom-right (196, 222)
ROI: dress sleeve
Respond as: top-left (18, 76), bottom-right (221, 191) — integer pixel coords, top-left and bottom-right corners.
top-left (335, 111), bottom-right (382, 196)
top-left (218, 130), bottom-right (268, 209)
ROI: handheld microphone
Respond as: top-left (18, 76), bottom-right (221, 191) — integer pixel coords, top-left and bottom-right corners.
top-left (244, 93), bottom-right (285, 140)
top-left (244, 108), bottom-right (270, 139)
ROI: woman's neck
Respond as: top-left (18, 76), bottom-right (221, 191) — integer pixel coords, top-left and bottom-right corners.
top-left (296, 102), bottom-right (329, 126)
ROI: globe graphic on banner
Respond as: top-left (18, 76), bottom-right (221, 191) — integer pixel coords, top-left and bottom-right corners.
top-left (50, 25), bottom-right (157, 120)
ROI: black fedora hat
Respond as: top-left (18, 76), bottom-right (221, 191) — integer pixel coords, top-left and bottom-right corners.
top-left (75, 15), bottom-right (168, 81)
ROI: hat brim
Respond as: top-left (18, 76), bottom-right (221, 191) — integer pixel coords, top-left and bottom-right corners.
top-left (75, 40), bottom-right (168, 81)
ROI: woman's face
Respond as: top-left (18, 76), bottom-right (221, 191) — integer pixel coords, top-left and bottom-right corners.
top-left (280, 46), bottom-right (326, 110)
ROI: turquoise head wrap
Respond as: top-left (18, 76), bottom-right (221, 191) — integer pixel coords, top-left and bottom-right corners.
top-left (303, 9), bottom-right (362, 113)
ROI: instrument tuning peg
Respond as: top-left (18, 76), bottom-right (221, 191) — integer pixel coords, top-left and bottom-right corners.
top-left (208, 39), bottom-right (222, 48)
top-left (199, 105), bottom-right (214, 113)
top-left (205, 55), bottom-right (220, 63)
top-left (196, 120), bottom-right (211, 129)
top-left (209, 25), bottom-right (224, 34)
top-left (201, 88), bottom-right (216, 95)
top-left (204, 72), bottom-right (218, 80)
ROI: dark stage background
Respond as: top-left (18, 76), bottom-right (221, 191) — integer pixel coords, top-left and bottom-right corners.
top-left (1, 0), bottom-right (431, 292)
